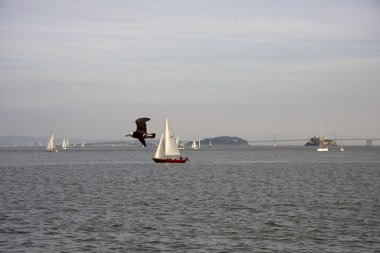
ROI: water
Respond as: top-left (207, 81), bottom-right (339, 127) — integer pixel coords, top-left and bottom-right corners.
top-left (1, 146), bottom-right (379, 252)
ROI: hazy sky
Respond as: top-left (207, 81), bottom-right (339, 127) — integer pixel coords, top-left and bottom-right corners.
top-left (1, 0), bottom-right (380, 141)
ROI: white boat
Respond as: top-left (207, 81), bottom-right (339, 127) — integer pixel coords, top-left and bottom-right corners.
top-left (209, 139), bottom-right (212, 148)
top-left (46, 133), bottom-right (58, 152)
top-left (152, 117), bottom-right (189, 163)
top-left (192, 139), bottom-right (200, 150)
top-left (273, 133), bottom-right (279, 147)
top-left (340, 136), bottom-right (344, 152)
top-left (317, 125), bottom-right (328, 152)
top-left (176, 136), bottom-right (185, 149)
top-left (317, 146), bottom-right (328, 152)
top-left (62, 139), bottom-right (68, 150)
top-left (317, 137), bottom-right (328, 152)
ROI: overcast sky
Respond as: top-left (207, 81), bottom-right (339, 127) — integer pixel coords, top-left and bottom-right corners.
top-left (1, 0), bottom-right (379, 141)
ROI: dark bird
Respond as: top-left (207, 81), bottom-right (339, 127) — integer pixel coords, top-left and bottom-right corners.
top-left (126, 117), bottom-right (156, 147)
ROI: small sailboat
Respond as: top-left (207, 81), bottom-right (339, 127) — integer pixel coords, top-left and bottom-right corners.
top-left (62, 139), bottom-right (68, 150)
top-left (192, 139), bottom-right (200, 150)
top-left (176, 136), bottom-right (185, 149)
top-left (340, 136), bottom-right (344, 152)
top-left (273, 133), bottom-right (280, 147)
top-left (46, 133), bottom-right (58, 152)
top-left (152, 117), bottom-right (189, 163)
top-left (209, 139), bottom-right (212, 148)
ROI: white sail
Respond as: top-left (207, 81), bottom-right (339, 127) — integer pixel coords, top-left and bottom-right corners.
top-left (62, 139), bottom-right (67, 149)
top-left (46, 133), bottom-right (57, 151)
top-left (192, 140), bottom-right (199, 149)
top-left (154, 134), bottom-right (165, 159)
top-left (165, 117), bottom-right (181, 157)
top-left (176, 136), bottom-right (185, 149)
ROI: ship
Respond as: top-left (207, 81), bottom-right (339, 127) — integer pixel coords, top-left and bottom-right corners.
top-left (304, 136), bottom-right (337, 146)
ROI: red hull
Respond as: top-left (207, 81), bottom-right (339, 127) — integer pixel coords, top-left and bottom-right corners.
top-left (152, 157), bottom-right (188, 163)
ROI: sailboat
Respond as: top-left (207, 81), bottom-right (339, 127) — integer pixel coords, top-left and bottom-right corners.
top-left (62, 139), bottom-right (68, 150)
top-left (340, 136), bottom-right (344, 152)
top-left (209, 139), bottom-right (212, 148)
top-left (191, 139), bottom-right (200, 150)
top-left (152, 117), bottom-right (189, 163)
top-left (273, 133), bottom-right (280, 147)
top-left (176, 136), bottom-right (185, 149)
top-left (46, 133), bottom-right (58, 152)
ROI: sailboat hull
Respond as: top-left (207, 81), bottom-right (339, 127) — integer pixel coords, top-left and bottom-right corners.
top-left (152, 158), bottom-right (188, 163)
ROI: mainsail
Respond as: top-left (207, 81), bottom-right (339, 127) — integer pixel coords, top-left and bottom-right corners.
top-left (46, 133), bottom-right (57, 152)
top-left (164, 117), bottom-right (181, 158)
top-left (62, 139), bottom-right (68, 150)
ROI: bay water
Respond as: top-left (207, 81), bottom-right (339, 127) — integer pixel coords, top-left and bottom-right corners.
top-left (1, 146), bottom-right (379, 252)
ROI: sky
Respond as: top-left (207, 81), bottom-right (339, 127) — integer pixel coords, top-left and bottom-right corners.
top-left (1, 0), bottom-right (380, 142)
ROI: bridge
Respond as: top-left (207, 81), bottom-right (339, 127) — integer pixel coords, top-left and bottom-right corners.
top-left (247, 138), bottom-right (380, 146)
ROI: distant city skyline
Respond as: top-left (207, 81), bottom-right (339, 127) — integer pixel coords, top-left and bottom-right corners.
top-left (1, 0), bottom-right (379, 141)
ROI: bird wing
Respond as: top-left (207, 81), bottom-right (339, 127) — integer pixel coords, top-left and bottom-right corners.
top-left (137, 136), bottom-right (146, 147)
top-left (135, 117), bottom-right (150, 134)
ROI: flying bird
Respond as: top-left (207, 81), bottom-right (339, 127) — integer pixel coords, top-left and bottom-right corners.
top-left (126, 117), bottom-right (156, 147)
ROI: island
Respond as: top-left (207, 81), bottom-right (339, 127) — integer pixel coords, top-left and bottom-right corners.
top-left (187, 136), bottom-right (249, 147)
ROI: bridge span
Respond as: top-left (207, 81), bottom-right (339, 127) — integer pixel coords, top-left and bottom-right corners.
top-left (247, 138), bottom-right (380, 146)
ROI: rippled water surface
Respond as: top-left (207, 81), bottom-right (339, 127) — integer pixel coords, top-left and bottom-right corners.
top-left (1, 146), bottom-right (379, 252)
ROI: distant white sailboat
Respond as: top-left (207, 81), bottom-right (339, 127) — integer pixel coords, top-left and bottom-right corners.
top-left (46, 133), bottom-right (58, 152)
top-left (192, 139), bottom-right (200, 150)
top-left (176, 136), bottom-right (185, 149)
top-left (152, 117), bottom-right (189, 163)
top-left (340, 136), bottom-right (344, 152)
top-left (273, 133), bottom-right (280, 147)
top-left (209, 139), bottom-right (212, 148)
top-left (62, 139), bottom-right (68, 150)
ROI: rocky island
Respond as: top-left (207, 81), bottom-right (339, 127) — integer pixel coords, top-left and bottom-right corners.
top-left (187, 136), bottom-right (249, 147)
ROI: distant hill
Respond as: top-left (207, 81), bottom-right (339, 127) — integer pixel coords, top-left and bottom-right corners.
top-left (0, 136), bottom-right (117, 147)
top-left (0, 136), bottom-right (47, 146)
top-left (0, 135), bottom-right (250, 147)
top-left (187, 136), bottom-right (249, 146)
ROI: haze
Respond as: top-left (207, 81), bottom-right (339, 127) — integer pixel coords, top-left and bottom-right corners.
top-left (1, 0), bottom-right (380, 141)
